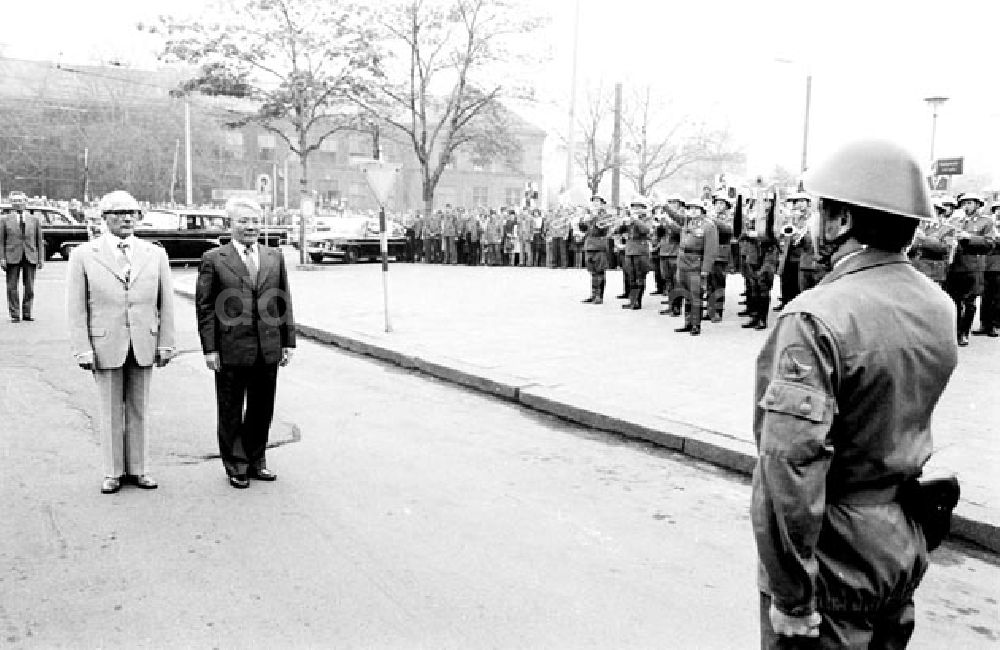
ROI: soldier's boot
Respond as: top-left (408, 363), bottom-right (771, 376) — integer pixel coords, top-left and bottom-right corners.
top-left (622, 288), bottom-right (638, 309)
top-left (754, 298), bottom-right (770, 330)
top-left (634, 288), bottom-right (644, 309)
top-left (594, 276), bottom-right (605, 304)
top-left (742, 299), bottom-right (760, 328)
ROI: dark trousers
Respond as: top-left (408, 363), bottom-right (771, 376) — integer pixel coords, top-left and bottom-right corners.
top-left (550, 237), bottom-right (567, 268)
top-left (660, 257), bottom-right (680, 311)
top-left (532, 235), bottom-right (546, 266)
top-left (708, 260), bottom-right (728, 318)
top-left (413, 237), bottom-right (423, 262)
top-left (946, 271), bottom-right (979, 336)
top-left (214, 353), bottom-right (279, 477)
top-left (780, 260), bottom-right (800, 305)
top-left (443, 236), bottom-right (457, 264)
top-left (422, 239), bottom-right (434, 263)
top-left (676, 267), bottom-right (704, 325)
top-left (980, 271), bottom-right (1000, 329)
top-left (5, 261), bottom-right (36, 318)
top-left (467, 240), bottom-right (480, 266)
top-left (759, 592), bottom-right (915, 650)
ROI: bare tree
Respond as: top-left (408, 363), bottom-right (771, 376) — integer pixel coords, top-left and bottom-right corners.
top-left (572, 86), bottom-right (615, 197)
top-left (352, 0), bottom-right (546, 215)
top-left (152, 0), bottom-right (381, 260)
top-left (621, 86), bottom-right (743, 197)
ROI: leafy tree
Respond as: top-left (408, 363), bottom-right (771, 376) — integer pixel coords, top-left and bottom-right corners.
top-left (352, 0), bottom-right (546, 215)
top-left (621, 87), bottom-right (743, 198)
top-left (151, 0), bottom-right (381, 260)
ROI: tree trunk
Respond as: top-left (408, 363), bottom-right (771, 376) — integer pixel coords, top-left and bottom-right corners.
top-left (298, 147), bottom-right (309, 265)
top-left (422, 176), bottom-right (435, 217)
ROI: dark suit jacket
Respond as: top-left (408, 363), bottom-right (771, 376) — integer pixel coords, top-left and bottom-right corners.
top-left (0, 211), bottom-right (44, 265)
top-left (195, 242), bottom-right (296, 366)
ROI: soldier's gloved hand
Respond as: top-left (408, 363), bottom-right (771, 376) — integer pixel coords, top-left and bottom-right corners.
top-left (769, 604), bottom-right (822, 638)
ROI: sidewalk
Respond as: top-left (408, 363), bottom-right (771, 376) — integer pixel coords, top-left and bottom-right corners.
top-left (173, 254), bottom-right (1000, 552)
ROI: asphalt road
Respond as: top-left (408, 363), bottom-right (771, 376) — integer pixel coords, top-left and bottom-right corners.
top-left (0, 262), bottom-right (997, 648)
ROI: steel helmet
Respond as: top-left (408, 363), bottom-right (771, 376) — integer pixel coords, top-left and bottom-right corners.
top-left (803, 139), bottom-right (933, 221)
top-left (958, 192), bottom-right (984, 206)
top-left (712, 193), bottom-right (733, 208)
top-left (98, 190), bottom-right (140, 213)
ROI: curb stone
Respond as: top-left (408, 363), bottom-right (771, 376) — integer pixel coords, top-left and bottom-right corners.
top-left (173, 286), bottom-right (999, 554)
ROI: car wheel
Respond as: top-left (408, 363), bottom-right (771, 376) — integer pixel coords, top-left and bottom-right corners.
top-left (343, 248), bottom-right (358, 264)
top-left (309, 253), bottom-right (325, 264)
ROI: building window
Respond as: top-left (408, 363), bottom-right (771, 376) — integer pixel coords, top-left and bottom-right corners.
top-left (505, 188), bottom-right (521, 207)
top-left (257, 134), bottom-right (276, 161)
top-left (472, 187), bottom-right (488, 206)
top-left (224, 132), bottom-right (244, 160)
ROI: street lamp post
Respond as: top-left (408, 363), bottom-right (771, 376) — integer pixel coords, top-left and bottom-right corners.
top-left (924, 96), bottom-right (949, 168)
top-left (775, 58), bottom-right (812, 174)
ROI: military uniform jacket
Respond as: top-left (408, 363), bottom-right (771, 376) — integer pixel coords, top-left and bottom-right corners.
top-left (620, 219), bottom-right (652, 256)
top-left (579, 216), bottom-right (609, 252)
top-left (752, 248), bottom-right (957, 615)
top-left (660, 205), bottom-right (686, 257)
top-left (677, 217), bottom-right (719, 274)
top-left (952, 213), bottom-right (995, 273)
top-left (980, 215), bottom-right (1000, 272)
top-left (712, 215), bottom-right (734, 264)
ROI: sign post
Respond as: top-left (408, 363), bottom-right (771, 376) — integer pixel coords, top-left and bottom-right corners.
top-left (358, 159), bottom-right (402, 333)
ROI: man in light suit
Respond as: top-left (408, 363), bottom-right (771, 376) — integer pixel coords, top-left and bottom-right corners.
top-left (195, 197), bottom-right (296, 489)
top-left (66, 191), bottom-right (176, 494)
top-left (0, 191), bottom-right (45, 322)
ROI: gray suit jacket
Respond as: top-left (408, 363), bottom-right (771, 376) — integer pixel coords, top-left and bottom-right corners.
top-left (66, 235), bottom-right (176, 369)
top-left (0, 212), bottom-right (44, 265)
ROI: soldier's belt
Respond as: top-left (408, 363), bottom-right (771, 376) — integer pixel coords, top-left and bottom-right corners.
top-left (682, 247), bottom-right (703, 254)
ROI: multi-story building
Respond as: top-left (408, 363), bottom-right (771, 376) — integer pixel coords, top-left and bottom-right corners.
top-left (0, 57), bottom-right (545, 212)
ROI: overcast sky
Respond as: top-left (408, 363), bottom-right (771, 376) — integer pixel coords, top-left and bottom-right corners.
top-left (4, 0), bottom-right (999, 190)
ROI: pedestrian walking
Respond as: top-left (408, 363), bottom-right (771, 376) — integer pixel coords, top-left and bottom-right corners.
top-left (753, 139), bottom-right (959, 648)
top-left (65, 191), bottom-right (176, 494)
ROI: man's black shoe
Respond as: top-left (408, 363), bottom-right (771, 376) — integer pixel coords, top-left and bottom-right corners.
top-left (690, 326), bottom-right (701, 336)
top-left (616, 293), bottom-right (629, 299)
top-left (22, 315), bottom-right (33, 321)
top-left (250, 467), bottom-right (277, 481)
top-left (742, 319), bottom-right (759, 329)
top-left (229, 475), bottom-right (250, 489)
top-left (737, 310), bottom-right (751, 317)
top-left (989, 327), bottom-right (999, 338)
top-left (675, 324), bottom-right (693, 333)
top-left (10, 316), bottom-right (20, 323)
top-left (958, 333), bottom-right (969, 347)
top-left (972, 329), bottom-right (991, 336)
top-left (773, 303), bottom-right (784, 312)
top-left (581, 297), bottom-right (595, 303)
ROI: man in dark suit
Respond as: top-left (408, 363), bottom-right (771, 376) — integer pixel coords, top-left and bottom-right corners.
top-left (195, 197), bottom-right (296, 489)
top-left (0, 191), bottom-right (45, 322)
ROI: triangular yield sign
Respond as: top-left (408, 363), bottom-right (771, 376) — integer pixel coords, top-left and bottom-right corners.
top-left (359, 160), bottom-right (402, 206)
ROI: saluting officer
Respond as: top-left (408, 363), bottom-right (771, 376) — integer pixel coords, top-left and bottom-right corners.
top-left (973, 200), bottom-right (1000, 337)
top-left (579, 195), bottom-right (612, 304)
top-left (753, 139), bottom-right (958, 649)
top-left (945, 193), bottom-right (996, 346)
top-left (674, 199), bottom-right (719, 336)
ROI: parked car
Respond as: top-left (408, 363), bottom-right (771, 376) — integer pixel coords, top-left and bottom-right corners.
top-left (137, 209), bottom-right (287, 263)
top-left (305, 216), bottom-right (407, 264)
top-left (0, 203), bottom-right (90, 260)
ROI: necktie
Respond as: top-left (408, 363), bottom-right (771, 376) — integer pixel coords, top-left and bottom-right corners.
top-left (118, 241), bottom-right (131, 285)
top-left (244, 245), bottom-right (258, 280)
top-left (19, 214), bottom-right (24, 235)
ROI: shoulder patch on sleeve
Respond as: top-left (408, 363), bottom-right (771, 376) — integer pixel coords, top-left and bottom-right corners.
top-left (758, 380), bottom-right (832, 423)
top-left (776, 344), bottom-right (815, 382)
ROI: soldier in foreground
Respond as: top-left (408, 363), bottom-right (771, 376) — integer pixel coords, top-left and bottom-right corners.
top-left (753, 140), bottom-right (958, 648)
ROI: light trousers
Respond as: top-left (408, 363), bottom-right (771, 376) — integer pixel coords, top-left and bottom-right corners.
top-left (93, 350), bottom-right (152, 477)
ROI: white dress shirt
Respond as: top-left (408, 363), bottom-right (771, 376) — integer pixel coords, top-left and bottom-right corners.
top-left (235, 241), bottom-right (260, 273)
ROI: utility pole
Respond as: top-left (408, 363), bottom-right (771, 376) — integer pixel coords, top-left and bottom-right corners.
top-left (924, 96), bottom-right (949, 167)
top-left (564, 0), bottom-right (581, 192)
top-left (801, 74), bottom-right (812, 174)
top-left (612, 82), bottom-right (622, 206)
top-left (82, 147), bottom-right (89, 202)
top-left (184, 100), bottom-right (193, 205)
top-left (170, 139), bottom-right (180, 205)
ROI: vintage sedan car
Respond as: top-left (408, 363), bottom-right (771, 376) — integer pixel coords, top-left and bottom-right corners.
top-left (305, 216), bottom-right (407, 263)
top-left (0, 203), bottom-right (90, 260)
top-left (137, 209), bottom-right (287, 263)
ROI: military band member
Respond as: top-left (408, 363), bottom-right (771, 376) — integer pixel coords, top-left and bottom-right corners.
top-left (708, 193), bottom-right (735, 322)
top-left (740, 194), bottom-right (780, 330)
top-left (580, 195), bottom-right (611, 304)
top-left (650, 208), bottom-right (666, 295)
top-left (907, 200), bottom-right (953, 287)
top-left (657, 194), bottom-right (685, 317)
top-left (675, 200), bottom-right (719, 336)
top-left (945, 193), bottom-right (996, 346)
top-left (775, 192), bottom-right (812, 311)
top-left (973, 201), bottom-right (1000, 337)
top-left (615, 198), bottom-right (653, 310)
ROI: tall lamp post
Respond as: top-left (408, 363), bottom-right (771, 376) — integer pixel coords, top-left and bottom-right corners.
top-left (775, 58), bottom-right (812, 174)
top-left (924, 96), bottom-right (949, 168)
